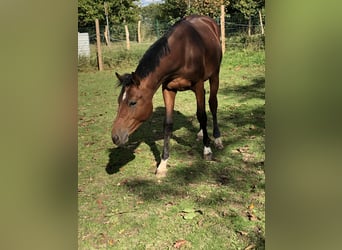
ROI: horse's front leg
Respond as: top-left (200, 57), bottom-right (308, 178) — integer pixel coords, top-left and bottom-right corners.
top-left (155, 88), bottom-right (176, 178)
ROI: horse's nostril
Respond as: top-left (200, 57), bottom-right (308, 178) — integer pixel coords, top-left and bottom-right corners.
top-left (112, 135), bottom-right (119, 145)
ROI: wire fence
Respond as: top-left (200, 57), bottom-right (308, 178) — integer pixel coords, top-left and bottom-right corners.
top-left (78, 15), bottom-right (265, 71)
top-left (79, 17), bottom-right (264, 44)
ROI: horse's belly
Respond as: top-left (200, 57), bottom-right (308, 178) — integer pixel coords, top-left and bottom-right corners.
top-left (165, 78), bottom-right (192, 91)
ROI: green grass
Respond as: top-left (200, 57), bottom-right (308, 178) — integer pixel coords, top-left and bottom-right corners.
top-left (78, 47), bottom-right (265, 249)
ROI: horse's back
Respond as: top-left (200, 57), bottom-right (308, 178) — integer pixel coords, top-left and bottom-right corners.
top-left (183, 15), bottom-right (222, 77)
top-left (159, 15), bottom-right (222, 84)
top-left (184, 15), bottom-right (220, 41)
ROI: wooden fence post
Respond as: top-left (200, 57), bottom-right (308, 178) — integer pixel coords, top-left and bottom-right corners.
top-left (220, 5), bottom-right (226, 54)
top-left (95, 19), bottom-right (103, 71)
top-left (125, 24), bottom-right (130, 50)
top-left (137, 20), bottom-right (141, 43)
top-left (248, 17), bottom-right (252, 36)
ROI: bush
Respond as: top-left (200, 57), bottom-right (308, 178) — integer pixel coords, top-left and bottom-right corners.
top-left (227, 33), bottom-right (265, 51)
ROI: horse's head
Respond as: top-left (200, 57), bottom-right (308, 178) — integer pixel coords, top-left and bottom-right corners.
top-left (111, 72), bottom-right (153, 146)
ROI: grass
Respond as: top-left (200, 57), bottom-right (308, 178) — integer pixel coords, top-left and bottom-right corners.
top-left (78, 46), bottom-right (265, 249)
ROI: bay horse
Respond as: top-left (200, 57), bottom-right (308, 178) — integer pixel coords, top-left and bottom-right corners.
top-left (112, 15), bottom-right (223, 177)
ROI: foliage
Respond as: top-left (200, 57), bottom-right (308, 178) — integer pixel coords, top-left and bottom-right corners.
top-left (140, 3), bottom-right (164, 23)
top-left (160, 0), bottom-right (231, 22)
top-left (78, 0), bottom-right (105, 27)
top-left (78, 0), bottom-right (140, 28)
top-left (159, 0), bottom-right (188, 24)
top-left (229, 0), bottom-right (265, 19)
top-left (186, 0), bottom-right (229, 17)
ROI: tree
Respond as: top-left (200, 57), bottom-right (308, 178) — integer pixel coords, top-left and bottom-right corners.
top-left (78, 0), bottom-right (140, 28)
top-left (229, 0), bottom-right (265, 35)
top-left (78, 0), bottom-right (105, 27)
top-left (141, 3), bottom-right (164, 23)
top-left (161, 0), bottom-right (188, 24)
top-left (187, 0), bottom-right (229, 18)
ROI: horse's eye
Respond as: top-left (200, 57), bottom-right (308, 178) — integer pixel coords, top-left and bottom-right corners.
top-left (128, 100), bottom-right (137, 107)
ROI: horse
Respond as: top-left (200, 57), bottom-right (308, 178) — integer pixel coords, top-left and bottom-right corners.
top-left (112, 15), bottom-right (223, 177)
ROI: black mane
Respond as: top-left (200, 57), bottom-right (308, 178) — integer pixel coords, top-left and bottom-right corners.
top-left (116, 73), bottom-right (133, 87)
top-left (135, 33), bottom-right (171, 79)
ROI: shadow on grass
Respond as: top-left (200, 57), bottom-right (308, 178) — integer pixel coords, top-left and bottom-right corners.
top-left (105, 107), bottom-right (198, 174)
top-left (221, 76), bottom-right (265, 102)
top-left (107, 76), bottom-right (265, 197)
top-left (218, 77), bottom-right (265, 138)
top-left (113, 76), bottom-right (265, 199)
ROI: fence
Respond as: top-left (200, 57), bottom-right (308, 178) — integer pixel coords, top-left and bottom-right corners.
top-left (79, 14), bottom-right (264, 45)
top-left (78, 15), bottom-right (265, 71)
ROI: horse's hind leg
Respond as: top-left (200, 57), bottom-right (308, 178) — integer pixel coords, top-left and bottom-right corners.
top-left (194, 82), bottom-right (212, 160)
top-left (209, 73), bottom-right (223, 149)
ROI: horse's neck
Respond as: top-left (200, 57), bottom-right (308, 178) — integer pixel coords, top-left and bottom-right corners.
top-left (141, 71), bottom-right (166, 95)
top-left (139, 55), bottom-right (176, 95)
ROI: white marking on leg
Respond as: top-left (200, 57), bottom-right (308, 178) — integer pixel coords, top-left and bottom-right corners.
top-left (203, 146), bottom-right (212, 155)
top-left (156, 159), bottom-right (168, 178)
top-left (203, 146), bottom-right (213, 160)
top-left (197, 129), bottom-right (203, 141)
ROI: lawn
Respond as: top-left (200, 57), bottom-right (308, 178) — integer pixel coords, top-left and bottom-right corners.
top-left (78, 47), bottom-right (265, 249)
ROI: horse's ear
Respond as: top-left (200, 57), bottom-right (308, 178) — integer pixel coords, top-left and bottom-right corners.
top-left (115, 72), bottom-right (123, 83)
top-left (131, 72), bottom-right (140, 86)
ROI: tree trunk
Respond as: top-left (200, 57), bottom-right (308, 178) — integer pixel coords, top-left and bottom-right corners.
top-left (95, 19), bottom-right (103, 71)
top-left (104, 25), bottom-right (109, 46)
top-left (248, 17), bottom-right (252, 36)
top-left (258, 10), bottom-right (264, 35)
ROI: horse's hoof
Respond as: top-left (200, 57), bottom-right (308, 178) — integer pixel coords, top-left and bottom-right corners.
top-left (214, 138), bottom-right (224, 149)
top-left (204, 153), bottom-right (212, 161)
top-left (155, 159), bottom-right (168, 178)
top-left (203, 146), bottom-right (213, 160)
top-left (155, 168), bottom-right (168, 178)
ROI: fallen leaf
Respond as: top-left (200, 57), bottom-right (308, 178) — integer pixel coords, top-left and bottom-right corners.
top-left (246, 211), bottom-right (257, 221)
top-left (108, 239), bottom-right (116, 246)
top-left (183, 212), bottom-right (197, 220)
top-left (165, 201), bottom-right (175, 207)
top-left (245, 244), bottom-right (256, 250)
top-left (182, 208), bottom-right (195, 213)
top-left (181, 208), bottom-right (203, 220)
top-left (237, 230), bottom-right (248, 236)
top-left (248, 203), bottom-right (254, 211)
top-left (117, 179), bottom-right (128, 186)
top-left (174, 239), bottom-right (187, 248)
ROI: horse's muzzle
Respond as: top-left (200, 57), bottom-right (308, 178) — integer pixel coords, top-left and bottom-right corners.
top-left (112, 131), bottom-right (128, 146)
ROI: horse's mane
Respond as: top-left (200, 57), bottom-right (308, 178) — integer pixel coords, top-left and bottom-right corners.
top-left (135, 17), bottom-right (190, 79)
top-left (134, 17), bottom-right (200, 80)
top-left (135, 35), bottom-right (170, 79)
